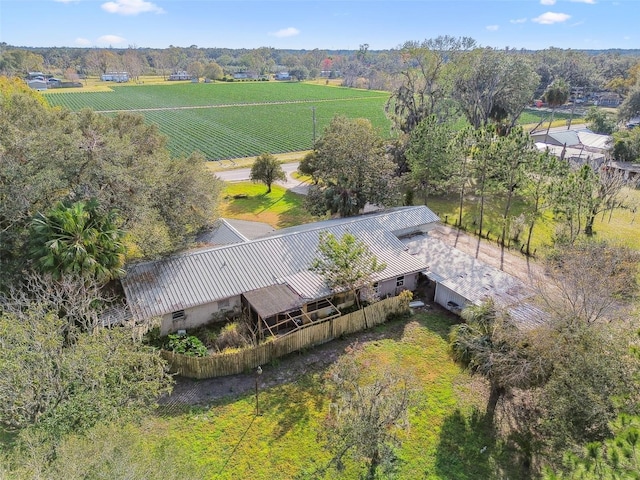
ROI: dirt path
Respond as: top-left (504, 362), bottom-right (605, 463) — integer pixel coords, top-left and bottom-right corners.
top-left (159, 318), bottom-right (415, 411)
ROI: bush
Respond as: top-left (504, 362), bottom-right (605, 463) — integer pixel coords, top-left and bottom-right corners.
top-left (166, 334), bottom-right (208, 357)
top-left (214, 322), bottom-right (251, 352)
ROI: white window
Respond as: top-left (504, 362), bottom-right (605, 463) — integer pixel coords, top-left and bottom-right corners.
top-left (396, 276), bottom-right (405, 287)
top-left (373, 282), bottom-right (380, 294)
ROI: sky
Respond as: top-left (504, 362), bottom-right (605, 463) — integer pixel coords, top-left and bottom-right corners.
top-left (1, 0), bottom-right (638, 51)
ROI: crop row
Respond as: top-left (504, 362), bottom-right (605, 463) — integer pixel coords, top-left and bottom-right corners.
top-left (44, 82), bottom-right (388, 112)
top-left (140, 98), bottom-right (392, 160)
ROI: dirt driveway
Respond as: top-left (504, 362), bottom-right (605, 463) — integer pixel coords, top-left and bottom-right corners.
top-left (428, 224), bottom-right (545, 285)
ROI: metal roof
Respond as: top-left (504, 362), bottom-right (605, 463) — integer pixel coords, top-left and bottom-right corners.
top-left (532, 128), bottom-right (611, 153)
top-left (243, 284), bottom-right (305, 318)
top-left (403, 234), bottom-right (533, 308)
top-left (576, 130), bottom-right (611, 150)
top-left (506, 303), bottom-right (547, 330)
top-left (260, 206), bottom-right (440, 239)
top-left (195, 219), bottom-right (248, 246)
top-left (122, 207), bottom-right (436, 321)
top-left (224, 218), bottom-right (276, 240)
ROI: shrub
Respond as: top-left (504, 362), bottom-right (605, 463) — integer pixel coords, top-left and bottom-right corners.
top-left (214, 322), bottom-right (251, 352)
top-left (166, 334), bottom-right (208, 357)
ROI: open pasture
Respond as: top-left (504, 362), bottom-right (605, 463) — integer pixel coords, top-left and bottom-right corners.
top-left (44, 82), bottom-right (391, 159)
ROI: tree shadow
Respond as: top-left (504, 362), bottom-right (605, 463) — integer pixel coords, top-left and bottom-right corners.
top-left (260, 375), bottom-right (326, 440)
top-left (411, 305), bottom-right (462, 342)
top-left (433, 408), bottom-right (531, 479)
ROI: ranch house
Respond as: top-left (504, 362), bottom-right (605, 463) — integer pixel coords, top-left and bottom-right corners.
top-left (101, 72), bottom-right (129, 82)
top-left (121, 206), bottom-right (439, 336)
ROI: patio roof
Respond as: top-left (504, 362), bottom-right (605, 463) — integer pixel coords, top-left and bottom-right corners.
top-left (243, 284), bottom-right (305, 319)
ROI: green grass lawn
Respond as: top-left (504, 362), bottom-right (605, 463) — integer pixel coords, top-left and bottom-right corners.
top-left (221, 182), bottom-right (319, 229)
top-left (421, 186), bottom-right (640, 254)
top-left (127, 312), bottom-right (525, 479)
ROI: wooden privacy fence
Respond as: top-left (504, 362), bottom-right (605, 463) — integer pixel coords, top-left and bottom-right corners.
top-left (161, 296), bottom-right (408, 379)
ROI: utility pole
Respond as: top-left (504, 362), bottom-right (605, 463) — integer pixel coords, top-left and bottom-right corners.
top-left (312, 106), bottom-right (316, 150)
top-left (255, 365), bottom-right (262, 416)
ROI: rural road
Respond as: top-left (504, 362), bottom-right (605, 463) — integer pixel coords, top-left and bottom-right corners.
top-left (215, 162), bottom-right (311, 194)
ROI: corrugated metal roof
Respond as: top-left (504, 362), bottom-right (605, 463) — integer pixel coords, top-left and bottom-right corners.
top-left (243, 284), bottom-right (305, 318)
top-left (507, 303), bottom-right (547, 330)
top-left (122, 207), bottom-right (435, 321)
top-left (224, 218), bottom-right (276, 240)
top-left (260, 206), bottom-right (440, 239)
top-left (195, 219), bottom-right (248, 246)
top-left (547, 130), bottom-right (581, 147)
top-left (576, 130), bottom-right (611, 150)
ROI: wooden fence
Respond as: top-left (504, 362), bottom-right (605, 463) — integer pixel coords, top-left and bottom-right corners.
top-left (161, 296), bottom-right (408, 379)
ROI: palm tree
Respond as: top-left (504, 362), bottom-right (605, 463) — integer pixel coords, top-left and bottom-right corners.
top-left (449, 300), bottom-right (548, 423)
top-left (29, 199), bottom-right (126, 282)
top-left (543, 79), bottom-right (570, 142)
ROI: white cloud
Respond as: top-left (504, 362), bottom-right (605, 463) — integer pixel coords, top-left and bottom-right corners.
top-left (540, 0), bottom-right (556, 5)
top-left (74, 37), bottom-right (92, 46)
top-left (97, 34), bottom-right (127, 46)
top-left (532, 12), bottom-right (571, 24)
top-left (54, 0), bottom-right (78, 3)
top-left (269, 27), bottom-right (300, 38)
top-left (486, 25), bottom-right (499, 31)
top-left (101, 0), bottom-right (164, 16)
top-left (510, 18), bottom-right (527, 24)
top-left (570, 0), bottom-right (596, 3)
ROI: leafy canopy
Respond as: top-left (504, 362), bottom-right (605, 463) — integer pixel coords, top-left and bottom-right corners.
top-left (29, 199), bottom-right (125, 282)
top-left (311, 231), bottom-right (386, 295)
top-left (249, 152), bottom-right (286, 193)
top-left (306, 115), bottom-right (397, 217)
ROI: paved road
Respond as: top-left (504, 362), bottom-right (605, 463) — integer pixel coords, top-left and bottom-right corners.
top-left (216, 162), bottom-right (310, 194)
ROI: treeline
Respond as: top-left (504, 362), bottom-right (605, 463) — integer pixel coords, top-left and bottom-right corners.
top-left (2, 40), bottom-right (640, 95)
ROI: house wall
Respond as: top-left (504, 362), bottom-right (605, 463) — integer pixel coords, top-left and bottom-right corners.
top-left (434, 284), bottom-right (468, 314)
top-left (160, 296), bottom-right (241, 335)
top-left (378, 273), bottom-right (418, 298)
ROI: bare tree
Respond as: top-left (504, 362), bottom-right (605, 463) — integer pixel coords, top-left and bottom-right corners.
top-left (321, 343), bottom-right (416, 479)
top-left (0, 271), bottom-right (123, 334)
top-left (386, 36), bottom-right (475, 134)
top-left (536, 241), bottom-right (639, 325)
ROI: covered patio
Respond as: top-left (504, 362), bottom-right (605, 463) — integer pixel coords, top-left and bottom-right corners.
top-left (242, 284), bottom-right (341, 338)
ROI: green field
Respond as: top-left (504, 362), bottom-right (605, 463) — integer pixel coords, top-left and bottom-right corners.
top-left (44, 82), bottom-right (392, 160)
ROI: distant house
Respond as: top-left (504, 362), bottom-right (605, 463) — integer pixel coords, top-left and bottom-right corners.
top-left (168, 71), bottom-right (191, 81)
top-left (233, 71), bottom-right (259, 80)
top-left (27, 72), bottom-right (46, 80)
top-left (626, 117), bottom-right (640, 129)
top-left (595, 92), bottom-right (621, 107)
top-left (101, 72), bottom-right (129, 82)
top-left (275, 72), bottom-right (290, 80)
top-left (27, 79), bottom-right (48, 90)
top-left (532, 127), bottom-right (611, 168)
top-left (121, 206), bottom-right (440, 336)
